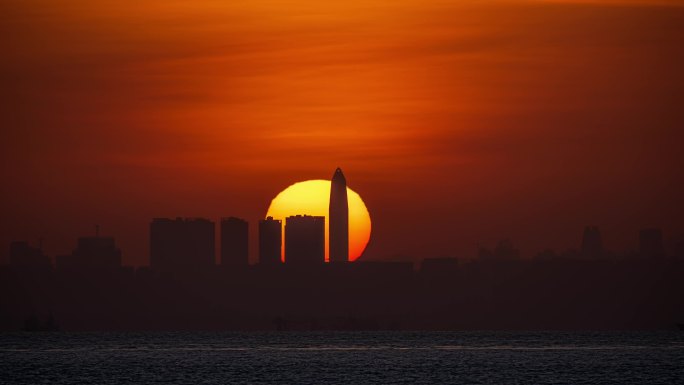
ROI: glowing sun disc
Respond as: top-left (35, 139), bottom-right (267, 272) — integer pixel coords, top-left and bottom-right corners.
top-left (266, 179), bottom-right (371, 262)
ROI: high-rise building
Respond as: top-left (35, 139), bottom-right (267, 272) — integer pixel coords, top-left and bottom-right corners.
top-left (259, 216), bottom-right (282, 265)
top-left (285, 215), bottom-right (325, 265)
top-left (581, 226), bottom-right (603, 258)
top-left (329, 167), bottom-right (349, 263)
top-left (639, 228), bottom-right (665, 258)
top-left (221, 217), bottom-right (248, 266)
top-left (150, 218), bottom-right (215, 273)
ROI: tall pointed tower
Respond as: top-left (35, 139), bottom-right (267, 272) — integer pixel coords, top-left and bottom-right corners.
top-left (329, 167), bottom-right (349, 262)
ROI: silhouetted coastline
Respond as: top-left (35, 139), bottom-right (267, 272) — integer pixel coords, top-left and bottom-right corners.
top-left (2, 256), bottom-right (683, 332)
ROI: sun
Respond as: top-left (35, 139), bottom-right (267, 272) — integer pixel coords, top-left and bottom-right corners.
top-left (266, 180), bottom-right (371, 262)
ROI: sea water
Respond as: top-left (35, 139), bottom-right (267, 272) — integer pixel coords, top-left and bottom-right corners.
top-left (1, 331), bottom-right (683, 384)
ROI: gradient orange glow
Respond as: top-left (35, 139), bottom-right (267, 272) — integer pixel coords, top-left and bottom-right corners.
top-left (266, 180), bottom-right (371, 262)
top-left (1, 0), bottom-right (683, 266)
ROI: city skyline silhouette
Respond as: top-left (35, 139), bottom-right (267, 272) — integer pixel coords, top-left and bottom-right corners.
top-left (3, 167), bottom-right (684, 331)
top-left (5, 166), bottom-right (684, 268)
top-left (3, 219), bottom-right (684, 331)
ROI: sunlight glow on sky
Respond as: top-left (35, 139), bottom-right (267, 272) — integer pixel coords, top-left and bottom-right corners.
top-left (266, 180), bottom-right (371, 262)
top-left (1, 0), bottom-right (683, 265)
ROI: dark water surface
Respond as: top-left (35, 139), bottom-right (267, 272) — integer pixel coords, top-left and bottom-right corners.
top-left (1, 331), bottom-right (683, 384)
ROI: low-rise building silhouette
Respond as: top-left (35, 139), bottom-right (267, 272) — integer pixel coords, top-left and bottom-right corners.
top-left (221, 217), bottom-right (248, 267)
top-left (56, 235), bottom-right (122, 271)
top-left (9, 241), bottom-right (51, 269)
top-left (259, 216), bottom-right (282, 265)
top-left (581, 226), bottom-right (603, 258)
top-left (639, 228), bottom-right (665, 258)
top-left (674, 240), bottom-right (684, 259)
top-left (421, 257), bottom-right (458, 271)
top-left (478, 239), bottom-right (520, 260)
top-left (420, 257), bottom-right (458, 280)
top-left (150, 218), bottom-right (215, 273)
top-left (285, 215), bottom-right (325, 265)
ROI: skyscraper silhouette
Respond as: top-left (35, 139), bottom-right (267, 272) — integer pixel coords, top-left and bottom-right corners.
top-left (329, 167), bottom-right (349, 262)
top-left (259, 216), bottom-right (282, 265)
top-left (285, 215), bottom-right (325, 265)
top-left (150, 218), bottom-right (215, 274)
top-left (221, 217), bottom-right (248, 267)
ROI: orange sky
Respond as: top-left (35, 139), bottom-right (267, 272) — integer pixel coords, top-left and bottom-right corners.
top-left (2, 0), bottom-right (683, 265)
